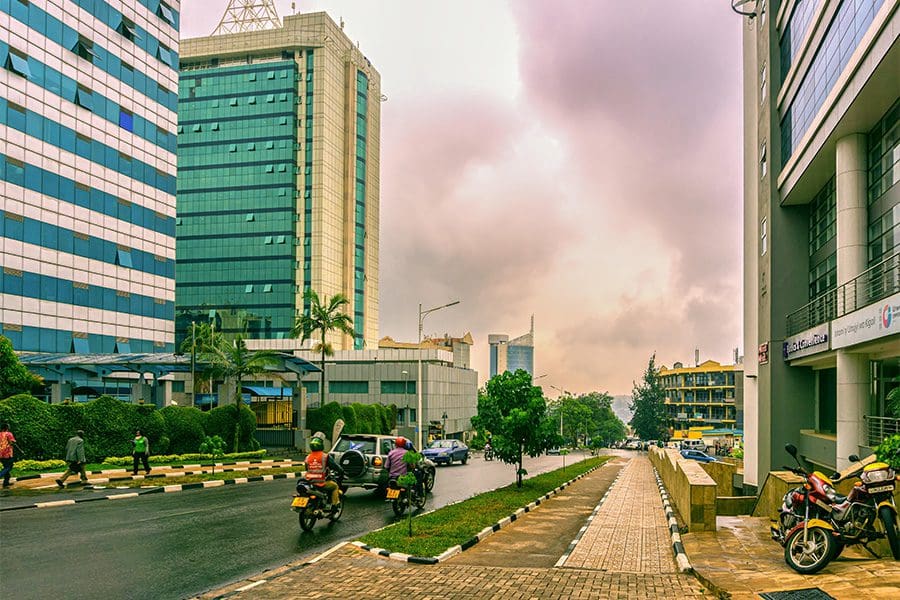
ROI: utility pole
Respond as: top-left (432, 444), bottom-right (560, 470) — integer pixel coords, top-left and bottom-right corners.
top-left (190, 320), bottom-right (196, 408)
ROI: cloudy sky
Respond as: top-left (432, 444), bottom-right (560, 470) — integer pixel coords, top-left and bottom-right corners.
top-left (180, 0), bottom-right (745, 397)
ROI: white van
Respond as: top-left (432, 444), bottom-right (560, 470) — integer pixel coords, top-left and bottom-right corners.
top-left (680, 439), bottom-right (707, 453)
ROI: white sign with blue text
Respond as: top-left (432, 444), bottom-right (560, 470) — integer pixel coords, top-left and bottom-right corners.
top-left (831, 292), bottom-right (900, 349)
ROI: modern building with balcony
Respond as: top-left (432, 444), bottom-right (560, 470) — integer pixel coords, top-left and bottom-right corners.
top-left (175, 7), bottom-right (380, 352)
top-left (741, 0), bottom-right (899, 491)
top-left (1, 0), bottom-right (180, 353)
top-left (660, 360), bottom-right (744, 435)
top-left (488, 316), bottom-right (535, 378)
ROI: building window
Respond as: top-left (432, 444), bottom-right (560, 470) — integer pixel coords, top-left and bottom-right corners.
top-left (245, 284), bottom-right (253, 293)
top-left (264, 236), bottom-right (273, 244)
top-left (75, 85), bottom-right (93, 111)
top-left (157, 2), bottom-right (177, 26)
top-left (116, 249), bottom-right (134, 268)
top-left (157, 45), bottom-right (174, 68)
top-left (116, 16), bottom-right (140, 42)
top-left (761, 217), bottom-right (768, 256)
top-left (759, 62), bottom-right (766, 104)
top-left (5, 49), bottom-right (31, 78)
top-left (760, 142), bottom-right (767, 178)
top-left (172, 380), bottom-right (185, 393)
top-left (119, 108), bottom-right (134, 132)
top-left (330, 381), bottom-right (368, 394)
top-left (72, 36), bottom-right (97, 63)
top-left (263, 284), bottom-right (273, 293)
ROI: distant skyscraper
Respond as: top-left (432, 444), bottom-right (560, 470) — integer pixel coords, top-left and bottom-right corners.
top-left (176, 9), bottom-right (380, 351)
top-left (489, 316), bottom-right (534, 378)
top-left (1, 0), bottom-right (180, 353)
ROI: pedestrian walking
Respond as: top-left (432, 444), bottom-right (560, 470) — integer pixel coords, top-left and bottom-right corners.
top-left (56, 430), bottom-right (88, 487)
top-left (131, 429), bottom-right (151, 475)
top-left (0, 422), bottom-right (17, 488)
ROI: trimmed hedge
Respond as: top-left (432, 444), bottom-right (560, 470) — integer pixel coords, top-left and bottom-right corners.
top-left (307, 401), bottom-right (397, 437)
top-left (204, 404), bottom-right (259, 453)
top-left (0, 394), bottom-right (59, 460)
top-left (159, 405), bottom-right (206, 454)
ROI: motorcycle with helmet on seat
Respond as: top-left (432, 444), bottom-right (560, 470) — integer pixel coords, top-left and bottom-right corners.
top-left (291, 436), bottom-right (346, 531)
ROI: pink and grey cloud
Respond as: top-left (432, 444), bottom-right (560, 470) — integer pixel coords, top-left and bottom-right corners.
top-left (181, 1), bottom-right (743, 395)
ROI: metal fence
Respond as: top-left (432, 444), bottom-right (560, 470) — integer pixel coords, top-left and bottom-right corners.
top-left (864, 415), bottom-right (900, 447)
top-left (787, 252), bottom-right (900, 336)
top-left (253, 428), bottom-right (295, 448)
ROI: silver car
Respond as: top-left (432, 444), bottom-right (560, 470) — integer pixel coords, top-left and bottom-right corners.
top-left (330, 434), bottom-right (436, 493)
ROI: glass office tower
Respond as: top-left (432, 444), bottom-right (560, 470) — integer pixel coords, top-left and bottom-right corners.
top-left (1, 0), bottom-right (180, 353)
top-left (176, 11), bottom-right (380, 352)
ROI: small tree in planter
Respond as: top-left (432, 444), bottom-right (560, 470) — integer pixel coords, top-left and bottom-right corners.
top-left (399, 450), bottom-right (423, 536)
top-left (199, 435), bottom-right (225, 474)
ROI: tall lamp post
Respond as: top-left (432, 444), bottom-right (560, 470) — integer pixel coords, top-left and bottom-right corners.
top-left (401, 369), bottom-right (409, 427)
top-left (549, 384), bottom-right (569, 438)
top-left (417, 300), bottom-right (460, 450)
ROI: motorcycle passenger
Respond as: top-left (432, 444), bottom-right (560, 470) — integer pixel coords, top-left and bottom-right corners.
top-left (304, 437), bottom-right (344, 507)
top-left (384, 438), bottom-right (424, 496)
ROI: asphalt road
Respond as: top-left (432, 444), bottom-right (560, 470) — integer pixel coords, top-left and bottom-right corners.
top-left (1, 452), bottom-right (590, 600)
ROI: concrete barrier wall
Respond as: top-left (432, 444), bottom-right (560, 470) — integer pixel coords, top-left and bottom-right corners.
top-left (650, 447), bottom-right (717, 531)
top-left (700, 460), bottom-right (737, 497)
top-left (751, 471), bottom-right (805, 518)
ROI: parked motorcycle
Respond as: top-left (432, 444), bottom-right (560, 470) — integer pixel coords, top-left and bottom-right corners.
top-left (386, 470), bottom-right (427, 517)
top-left (291, 469), bottom-right (345, 531)
top-left (484, 444), bottom-right (494, 461)
top-left (770, 443), bottom-right (899, 574)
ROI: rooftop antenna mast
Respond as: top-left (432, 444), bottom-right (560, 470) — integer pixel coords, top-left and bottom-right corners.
top-left (213, 0), bottom-right (282, 36)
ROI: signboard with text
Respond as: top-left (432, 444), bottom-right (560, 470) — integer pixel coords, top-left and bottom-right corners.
top-left (758, 342), bottom-right (769, 365)
top-left (783, 323), bottom-right (830, 360)
top-left (832, 291), bottom-right (900, 349)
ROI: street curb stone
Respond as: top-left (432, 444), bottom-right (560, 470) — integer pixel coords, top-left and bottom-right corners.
top-left (352, 461), bottom-right (608, 564)
top-left (653, 467), bottom-right (693, 573)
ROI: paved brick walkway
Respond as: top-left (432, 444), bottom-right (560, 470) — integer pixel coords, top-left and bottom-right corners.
top-left (562, 456), bottom-right (675, 573)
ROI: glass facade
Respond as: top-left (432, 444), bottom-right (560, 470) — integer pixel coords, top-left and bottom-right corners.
top-left (808, 177), bottom-right (836, 299)
top-left (507, 345), bottom-right (534, 375)
top-left (779, 0), bottom-right (821, 83)
top-left (1, 0), bottom-right (178, 353)
top-left (176, 59), bottom-right (299, 342)
top-left (867, 100), bottom-right (899, 265)
top-left (353, 71), bottom-right (368, 349)
top-left (780, 0), bottom-right (885, 166)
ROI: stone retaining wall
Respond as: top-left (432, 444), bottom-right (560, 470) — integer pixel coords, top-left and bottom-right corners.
top-left (649, 447), bottom-right (717, 531)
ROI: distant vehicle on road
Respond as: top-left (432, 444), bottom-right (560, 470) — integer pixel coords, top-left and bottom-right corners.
top-left (625, 440), bottom-right (642, 450)
top-left (422, 439), bottom-right (469, 466)
top-left (680, 449), bottom-right (717, 463)
top-left (680, 439), bottom-right (708, 453)
top-left (547, 447), bottom-right (561, 455)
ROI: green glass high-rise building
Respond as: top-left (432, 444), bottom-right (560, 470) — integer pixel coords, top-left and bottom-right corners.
top-left (176, 11), bottom-right (380, 352)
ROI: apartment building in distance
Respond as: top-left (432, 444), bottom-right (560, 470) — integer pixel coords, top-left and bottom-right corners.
top-left (660, 359), bottom-right (744, 435)
top-left (176, 8), bottom-right (380, 352)
top-left (1, 0), bottom-right (180, 353)
top-left (741, 0), bottom-right (899, 491)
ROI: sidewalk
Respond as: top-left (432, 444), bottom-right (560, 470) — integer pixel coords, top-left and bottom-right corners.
top-left (198, 455), bottom-right (716, 599)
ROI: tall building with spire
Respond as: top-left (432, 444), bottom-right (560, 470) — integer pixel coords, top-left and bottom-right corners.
top-left (489, 316), bottom-right (535, 377)
top-left (176, 4), bottom-right (380, 351)
top-left (1, 0), bottom-right (180, 353)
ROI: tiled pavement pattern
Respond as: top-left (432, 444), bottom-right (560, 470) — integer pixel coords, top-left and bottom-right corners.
top-left (685, 515), bottom-right (900, 600)
top-left (562, 456), bottom-right (675, 573)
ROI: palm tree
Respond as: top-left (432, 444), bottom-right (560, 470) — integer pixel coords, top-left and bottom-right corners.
top-left (291, 289), bottom-right (355, 407)
top-left (199, 335), bottom-right (283, 452)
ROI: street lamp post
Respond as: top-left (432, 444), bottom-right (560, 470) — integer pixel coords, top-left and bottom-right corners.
top-left (549, 384), bottom-right (569, 438)
top-left (401, 370), bottom-right (409, 426)
top-left (417, 300), bottom-right (460, 450)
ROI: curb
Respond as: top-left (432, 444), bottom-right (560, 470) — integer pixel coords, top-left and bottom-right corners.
top-left (352, 461), bottom-right (608, 564)
top-left (554, 464), bottom-right (622, 567)
top-left (652, 467), bottom-right (693, 573)
top-left (10, 459), bottom-right (301, 483)
top-left (0, 472), bottom-right (299, 512)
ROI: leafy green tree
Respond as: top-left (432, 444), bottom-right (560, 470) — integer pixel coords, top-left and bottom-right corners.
top-left (180, 322), bottom-right (224, 396)
top-left (473, 370), bottom-right (557, 487)
top-left (291, 289), bottom-right (355, 407)
top-left (198, 335), bottom-right (282, 452)
top-left (629, 354), bottom-right (667, 441)
top-left (199, 435), bottom-right (226, 474)
top-left (0, 335), bottom-right (43, 399)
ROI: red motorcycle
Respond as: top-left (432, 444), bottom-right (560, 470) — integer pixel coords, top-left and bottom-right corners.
top-left (771, 443), bottom-right (899, 573)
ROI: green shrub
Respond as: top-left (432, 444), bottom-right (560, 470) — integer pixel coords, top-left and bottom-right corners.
top-left (0, 394), bottom-right (60, 459)
top-left (354, 403), bottom-right (377, 434)
top-left (204, 404), bottom-right (259, 452)
top-left (82, 395), bottom-right (139, 461)
top-left (875, 434), bottom-right (900, 470)
top-left (101, 450), bottom-right (267, 466)
top-left (50, 403), bottom-right (86, 456)
top-left (15, 459), bottom-right (67, 471)
top-left (159, 405), bottom-right (206, 454)
top-left (134, 405), bottom-right (168, 454)
top-left (341, 404), bottom-right (358, 434)
top-left (307, 402), bottom-right (344, 437)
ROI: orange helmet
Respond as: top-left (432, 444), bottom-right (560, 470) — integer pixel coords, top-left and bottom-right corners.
top-left (395, 437), bottom-right (406, 448)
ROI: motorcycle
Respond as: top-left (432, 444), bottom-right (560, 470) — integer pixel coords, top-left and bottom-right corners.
top-left (770, 443), bottom-right (900, 574)
top-left (484, 444), bottom-right (494, 461)
top-left (385, 469), bottom-right (427, 517)
top-left (291, 469), bottom-right (345, 531)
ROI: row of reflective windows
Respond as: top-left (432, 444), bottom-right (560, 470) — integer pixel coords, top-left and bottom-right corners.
top-left (1, 267), bottom-right (173, 320)
top-left (781, 0), bottom-right (884, 165)
top-left (1, 0), bottom-right (178, 111)
top-left (1, 212), bottom-right (175, 279)
top-left (779, 0), bottom-right (821, 83)
top-left (0, 323), bottom-right (171, 354)
top-left (0, 154), bottom-right (175, 237)
top-left (1, 42), bottom-right (175, 153)
top-left (1, 99), bottom-right (176, 194)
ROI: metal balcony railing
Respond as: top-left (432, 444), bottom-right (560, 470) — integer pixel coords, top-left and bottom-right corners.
top-left (787, 252), bottom-right (900, 336)
top-left (864, 415), bottom-right (900, 447)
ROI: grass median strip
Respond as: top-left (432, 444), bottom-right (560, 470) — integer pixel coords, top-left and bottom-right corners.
top-left (359, 456), bottom-right (611, 558)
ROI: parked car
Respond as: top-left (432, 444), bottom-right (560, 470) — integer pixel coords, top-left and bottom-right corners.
top-left (680, 449), bottom-right (717, 463)
top-left (329, 434), bottom-right (437, 493)
top-left (625, 440), bottom-right (643, 450)
top-left (680, 439), bottom-right (707, 453)
top-left (423, 439), bottom-right (469, 465)
top-left (547, 447), bottom-right (561, 455)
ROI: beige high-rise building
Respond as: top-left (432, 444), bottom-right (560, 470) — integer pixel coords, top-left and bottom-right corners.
top-left (176, 10), bottom-right (380, 352)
